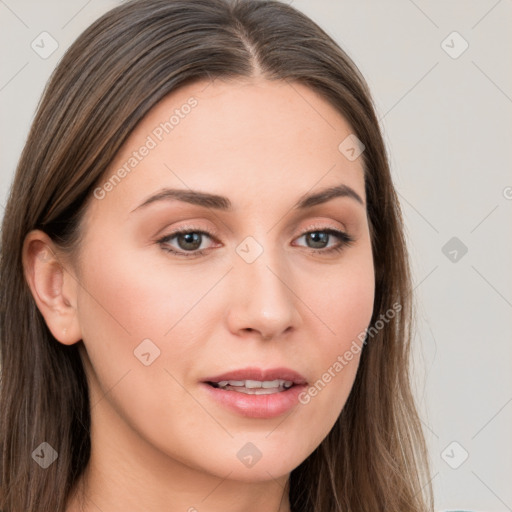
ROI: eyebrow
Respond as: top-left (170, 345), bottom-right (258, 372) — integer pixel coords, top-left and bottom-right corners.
top-left (130, 184), bottom-right (364, 213)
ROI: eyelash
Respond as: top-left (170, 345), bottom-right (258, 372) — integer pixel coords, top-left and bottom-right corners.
top-left (157, 226), bottom-right (355, 258)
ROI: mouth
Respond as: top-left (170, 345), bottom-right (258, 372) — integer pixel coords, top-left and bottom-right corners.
top-left (203, 367), bottom-right (307, 391)
top-left (201, 367), bottom-right (308, 418)
top-left (207, 379), bottom-right (295, 394)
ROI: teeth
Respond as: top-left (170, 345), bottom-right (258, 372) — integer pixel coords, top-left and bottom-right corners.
top-left (212, 379), bottom-right (295, 392)
top-left (216, 380), bottom-right (245, 387)
top-left (236, 388), bottom-right (277, 395)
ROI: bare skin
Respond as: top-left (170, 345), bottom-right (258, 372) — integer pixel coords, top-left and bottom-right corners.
top-left (23, 77), bottom-right (375, 512)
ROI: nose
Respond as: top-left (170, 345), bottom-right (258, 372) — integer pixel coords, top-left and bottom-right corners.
top-left (225, 246), bottom-right (301, 341)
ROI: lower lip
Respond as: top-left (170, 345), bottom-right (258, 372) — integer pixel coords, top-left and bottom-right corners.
top-left (200, 383), bottom-right (307, 419)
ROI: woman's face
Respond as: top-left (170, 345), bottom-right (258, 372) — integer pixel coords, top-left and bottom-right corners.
top-left (72, 78), bottom-right (375, 482)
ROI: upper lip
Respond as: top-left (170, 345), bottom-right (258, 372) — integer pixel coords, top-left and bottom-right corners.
top-left (203, 367), bottom-right (307, 385)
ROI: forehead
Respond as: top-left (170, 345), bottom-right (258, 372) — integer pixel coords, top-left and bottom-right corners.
top-left (88, 78), bottom-right (366, 219)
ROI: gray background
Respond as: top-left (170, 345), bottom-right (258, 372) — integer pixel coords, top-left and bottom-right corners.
top-left (1, 1), bottom-right (511, 510)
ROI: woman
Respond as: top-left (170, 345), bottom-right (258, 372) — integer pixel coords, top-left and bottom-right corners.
top-left (0, 0), bottom-right (433, 510)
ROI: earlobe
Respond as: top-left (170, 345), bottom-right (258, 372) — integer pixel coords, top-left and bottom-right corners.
top-left (22, 230), bottom-right (82, 345)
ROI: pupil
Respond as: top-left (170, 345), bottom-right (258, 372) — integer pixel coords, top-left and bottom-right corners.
top-left (307, 232), bottom-right (328, 248)
top-left (178, 232), bottom-right (201, 250)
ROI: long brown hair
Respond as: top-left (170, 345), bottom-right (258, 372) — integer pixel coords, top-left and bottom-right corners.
top-left (0, 1), bottom-right (433, 510)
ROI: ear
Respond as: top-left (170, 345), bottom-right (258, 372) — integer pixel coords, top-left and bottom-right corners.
top-left (22, 230), bottom-right (82, 345)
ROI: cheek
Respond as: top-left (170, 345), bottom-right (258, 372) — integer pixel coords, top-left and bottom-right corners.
top-left (74, 244), bottom-right (228, 409)
top-left (294, 247), bottom-right (375, 434)
top-left (77, 243), bottom-right (224, 346)
top-left (75, 238), bottom-right (247, 418)
top-left (75, 246), bottom-right (232, 460)
top-left (306, 245), bottom-right (375, 350)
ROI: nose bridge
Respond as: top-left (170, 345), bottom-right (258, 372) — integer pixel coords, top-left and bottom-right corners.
top-left (227, 236), bottom-right (299, 338)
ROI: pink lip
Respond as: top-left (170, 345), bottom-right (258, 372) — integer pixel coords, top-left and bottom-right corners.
top-left (201, 366), bottom-right (308, 419)
top-left (203, 367), bottom-right (307, 385)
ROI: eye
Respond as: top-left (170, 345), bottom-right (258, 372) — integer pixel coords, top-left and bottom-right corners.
top-left (157, 228), bottom-right (218, 258)
top-left (293, 228), bottom-right (354, 254)
top-left (157, 226), bottom-right (354, 258)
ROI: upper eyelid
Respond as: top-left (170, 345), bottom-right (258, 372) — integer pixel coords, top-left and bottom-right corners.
top-left (160, 220), bottom-right (348, 237)
top-left (296, 222), bottom-right (347, 234)
top-left (159, 225), bottom-right (349, 242)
